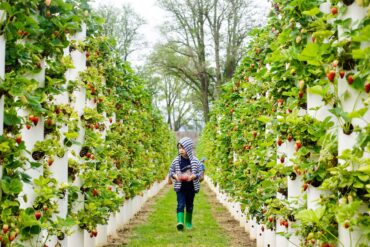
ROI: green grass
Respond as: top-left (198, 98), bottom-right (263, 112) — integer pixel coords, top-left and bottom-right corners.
top-left (126, 188), bottom-right (231, 247)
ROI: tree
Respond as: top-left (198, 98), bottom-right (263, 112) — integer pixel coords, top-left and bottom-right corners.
top-left (157, 0), bottom-right (213, 122)
top-left (140, 64), bottom-right (201, 131)
top-left (206, 0), bottom-right (265, 96)
top-left (155, 0), bottom-right (266, 122)
top-left (95, 4), bottom-right (146, 61)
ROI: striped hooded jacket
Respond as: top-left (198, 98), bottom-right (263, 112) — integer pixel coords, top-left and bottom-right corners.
top-left (169, 137), bottom-right (201, 193)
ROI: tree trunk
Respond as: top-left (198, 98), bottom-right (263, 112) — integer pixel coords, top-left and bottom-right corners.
top-left (213, 0), bottom-right (222, 97)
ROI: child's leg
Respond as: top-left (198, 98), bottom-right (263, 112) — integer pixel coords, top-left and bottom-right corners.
top-left (176, 191), bottom-right (186, 213)
top-left (184, 190), bottom-right (195, 229)
top-left (184, 190), bottom-right (195, 213)
top-left (176, 191), bottom-right (186, 230)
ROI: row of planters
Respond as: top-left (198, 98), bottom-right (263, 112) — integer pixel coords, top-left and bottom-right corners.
top-left (0, 1), bottom-right (175, 246)
top-left (198, 0), bottom-right (369, 246)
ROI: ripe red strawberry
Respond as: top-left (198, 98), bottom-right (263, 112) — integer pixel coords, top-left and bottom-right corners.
top-left (277, 138), bottom-right (283, 146)
top-left (35, 211), bottom-right (42, 220)
top-left (303, 183), bottom-right (309, 191)
top-left (280, 156), bottom-right (285, 163)
top-left (252, 131), bottom-right (257, 138)
top-left (92, 189), bottom-right (99, 197)
top-left (284, 221), bottom-right (289, 228)
top-left (16, 136), bottom-right (22, 145)
top-left (327, 70), bottom-right (335, 82)
top-left (268, 216), bottom-right (273, 223)
top-left (86, 152), bottom-right (91, 159)
top-left (55, 108), bottom-right (61, 114)
top-left (332, 60), bottom-right (338, 67)
top-left (2, 224), bottom-right (9, 234)
top-left (347, 75), bottom-right (354, 85)
top-left (295, 140), bottom-right (302, 151)
top-left (95, 123), bottom-right (99, 129)
top-left (339, 70), bottom-right (345, 79)
top-left (298, 91), bottom-right (304, 99)
top-left (109, 117), bottom-right (113, 123)
top-left (344, 220), bottom-right (350, 229)
top-left (365, 82), bottom-right (370, 93)
top-left (26, 124), bottom-right (31, 130)
top-left (9, 231), bottom-right (16, 241)
top-left (331, 7), bottom-right (338, 15)
top-left (46, 119), bottom-right (53, 126)
top-left (47, 158), bottom-right (54, 166)
top-left (92, 229), bottom-right (98, 237)
top-left (31, 116), bottom-right (39, 126)
top-left (90, 155), bottom-right (95, 160)
top-left (287, 134), bottom-right (293, 142)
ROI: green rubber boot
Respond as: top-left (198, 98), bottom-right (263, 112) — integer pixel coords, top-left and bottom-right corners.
top-left (185, 212), bottom-right (193, 229)
top-left (177, 212), bottom-right (184, 231)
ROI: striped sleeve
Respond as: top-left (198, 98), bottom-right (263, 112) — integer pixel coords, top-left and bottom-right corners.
top-left (169, 156), bottom-right (178, 178)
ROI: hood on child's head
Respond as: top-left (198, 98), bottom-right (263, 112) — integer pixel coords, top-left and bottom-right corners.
top-left (178, 137), bottom-right (194, 160)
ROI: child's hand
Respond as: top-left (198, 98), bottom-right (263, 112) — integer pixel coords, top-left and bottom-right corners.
top-left (187, 174), bottom-right (196, 181)
top-left (173, 174), bottom-right (179, 181)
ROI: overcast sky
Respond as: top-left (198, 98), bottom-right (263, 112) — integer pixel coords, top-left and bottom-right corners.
top-left (90, 0), bottom-right (270, 68)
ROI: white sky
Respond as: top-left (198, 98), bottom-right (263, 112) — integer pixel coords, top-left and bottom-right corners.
top-left (90, 0), bottom-right (270, 68)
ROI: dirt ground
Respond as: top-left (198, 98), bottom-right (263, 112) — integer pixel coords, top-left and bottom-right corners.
top-left (103, 184), bottom-right (256, 247)
top-left (103, 186), bottom-right (170, 246)
top-left (202, 184), bottom-right (256, 247)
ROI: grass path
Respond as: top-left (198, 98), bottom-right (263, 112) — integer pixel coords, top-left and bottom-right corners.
top-left (105, 184), bottom-right (255, 247)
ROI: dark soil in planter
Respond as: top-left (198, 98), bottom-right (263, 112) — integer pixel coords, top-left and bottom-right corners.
top-left (33, 203), bottom-right (43, 210)
top-left (278, 187), bottom-right (288, 197)
top-left (32, 151), bottom-right (45, 161)
top-left (289, 172), bottom-right (297, 181)
top-left (288, 214), bottom-right (296, 222)
top-left (310, 179), bottom-right (322, 188)
top-left (44, 127), bottom-right (53, 137)
top-left (300, 102), bottom-right (307, 110)
top-left (342, 123), bottom-right (354, 135)
top-left (58, 189), bottom-right (66, 199)
top-left (342, 0), bottom-right (354, 5)
top-left (79, 146), bottom-right (89, 157)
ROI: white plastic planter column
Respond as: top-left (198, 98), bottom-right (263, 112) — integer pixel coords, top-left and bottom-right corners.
top-left (249, 217), bottom-right (257, 240)
top-left (264, 228), bottom-right (276, 247)
top-left (18, 83), bottom-right (45, 210)
top-left (95, 224), bottom-right (108, 246)
top-left (338, 225), bottom-right (367, 247)
top-left (336, 3), bottom-right (369, 244)
top-left (275, 218), bottom-right (289, 247)
top-left (67, 23), bottom-right (87, 247)
top-left (307, 185), bottom-right (330, 210)
top-left (256, 223), bottom-right (264, 247)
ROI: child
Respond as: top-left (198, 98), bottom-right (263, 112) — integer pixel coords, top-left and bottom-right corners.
top-left (169, 137), bottom-right (201, 230)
